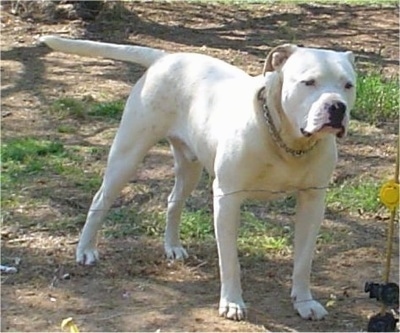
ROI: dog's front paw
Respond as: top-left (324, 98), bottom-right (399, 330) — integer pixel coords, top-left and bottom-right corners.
top-left (76, 247), bottom-right (99, 265)
top-left (293, 299), bottom-right (328, 320)
top-left (219, 300), bottom-right (247, 321)
top-left (164, 244), bottom-right (188, 260)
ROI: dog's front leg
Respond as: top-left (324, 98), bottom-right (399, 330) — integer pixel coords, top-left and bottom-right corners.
top-left (291, 190), bottom-right (328, 320)
top-left (213, 180), bottom-right (246, 321)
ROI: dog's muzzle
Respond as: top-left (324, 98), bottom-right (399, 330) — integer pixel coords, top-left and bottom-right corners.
top-left (302, 100), bottom-right (347, 138)
top-left (327, 101), bottom-right (346, 128)
top-left (324, 100), bottom-right (346, 138)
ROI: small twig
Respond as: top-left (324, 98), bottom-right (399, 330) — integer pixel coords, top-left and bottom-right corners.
top-left (6, 238), bottom-right (33, 244)
top-left (97, 312), bottom-right (128, 321)
top-left (50, 275), bottom-right (58, 288)
top-left (189, 261), bottom-right (207, 271)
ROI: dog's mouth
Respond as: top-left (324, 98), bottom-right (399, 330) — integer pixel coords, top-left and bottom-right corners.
top-left (301, 124), bottom-right (345, 138)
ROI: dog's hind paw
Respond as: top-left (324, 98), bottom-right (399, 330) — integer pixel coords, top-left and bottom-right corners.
top-left (165, 245), bottom-right (188, 260)
top-left (76, 247), bottom-right (99, 265)
top-left (294, 299), bottom-right (328, 320)
top-left (219, 301), bottom-right (247, 321)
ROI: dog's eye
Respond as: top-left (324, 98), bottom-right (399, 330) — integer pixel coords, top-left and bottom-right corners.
top-left (345, 82), bottom-right (354, 89)
top-left (302, 79), bottom-right (315, 87)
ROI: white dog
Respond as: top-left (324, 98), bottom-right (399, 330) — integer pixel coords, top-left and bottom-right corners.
top-left (39, 35), bottom-right (356, 321)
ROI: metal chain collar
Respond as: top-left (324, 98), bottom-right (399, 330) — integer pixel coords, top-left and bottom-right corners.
top-left (262, 103), bottom-right (318, 157)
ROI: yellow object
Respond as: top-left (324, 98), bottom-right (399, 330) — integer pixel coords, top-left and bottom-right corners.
top-left (379, 180), bottom-right (399, 211)
top-left (379, 138), bottom-right (399, 316)
top-left (61, 318), bottom-right (80, 333)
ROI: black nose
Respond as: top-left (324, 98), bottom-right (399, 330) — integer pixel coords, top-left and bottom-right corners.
top-left (327, 101), bottom-right (346, 128)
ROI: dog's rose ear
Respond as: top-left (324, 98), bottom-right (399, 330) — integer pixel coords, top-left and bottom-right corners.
top-left (344, 51), bottom-right (355, 66)
top-left (263, 44), bottom-right (298, 75)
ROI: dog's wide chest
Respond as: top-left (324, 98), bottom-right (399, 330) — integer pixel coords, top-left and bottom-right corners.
top-left (243, 161), bottom-right (322, 200)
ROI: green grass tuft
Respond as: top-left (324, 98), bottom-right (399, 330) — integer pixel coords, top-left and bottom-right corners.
top-left (88, 100), bottom-right (125, 119)
top-left (353, 73), bottom-right (398, 124)
top-left (1, 138), bottom-right (65, 163)
top-left (0, 138), bottom-right (98, 213)
top-left (327, 179), bottom-right (381, 213)
top-left (239, 211), bottom-right (290, 254)
top-left (57, 124), bottom-right (77, 134)
top-left (50, 97), bottom-right (125, 121)
top-left (51, 97), bottom-right (87, 119)
top-left (1, 138), bottom-right (67, 186)
top-left (181, 210), bottom-right (213, 239)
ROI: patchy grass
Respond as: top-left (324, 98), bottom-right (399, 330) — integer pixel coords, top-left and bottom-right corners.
top-left (50, 97), bottom-right (124, 121)
top-left (327, 178), bottom-right (381, 213)
top-left (353, 73), bottom-right (399, 124)
top-left (1, 137), bottom-right (101, 214)
top-left (89, 100), bottom-right (125, 119)
top-left (101, 194), bottom-right (347, 256)
top-left (1, 138), bottom-right (66, 163)
top-left (1, 138), bottom-right (68, 187)
top-left (240, 210), bottom-right (290, 254)
top-left (50, 97), bottom-right (87, 119)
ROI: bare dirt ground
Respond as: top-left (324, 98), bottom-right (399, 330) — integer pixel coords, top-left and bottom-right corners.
top-left (1, 2), bottom-right (399, 332)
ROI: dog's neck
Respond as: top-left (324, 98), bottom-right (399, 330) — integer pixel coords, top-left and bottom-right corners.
top-left (256, 74), bottom-right (319, 158)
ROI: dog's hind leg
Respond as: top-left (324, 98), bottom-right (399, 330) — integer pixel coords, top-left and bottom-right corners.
top-left (76, 93), bottom-right (168, 264)
top-left (164, 138), bottom-right (203, 260)
top-left (76, 141), bottom-right (156, 265)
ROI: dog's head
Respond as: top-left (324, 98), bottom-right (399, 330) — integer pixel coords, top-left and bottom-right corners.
top-left (263, 44), bottom-right (356, 139)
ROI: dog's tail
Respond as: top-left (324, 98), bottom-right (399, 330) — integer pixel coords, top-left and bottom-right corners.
top-left (39, 35), bottom-right (167, 68)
